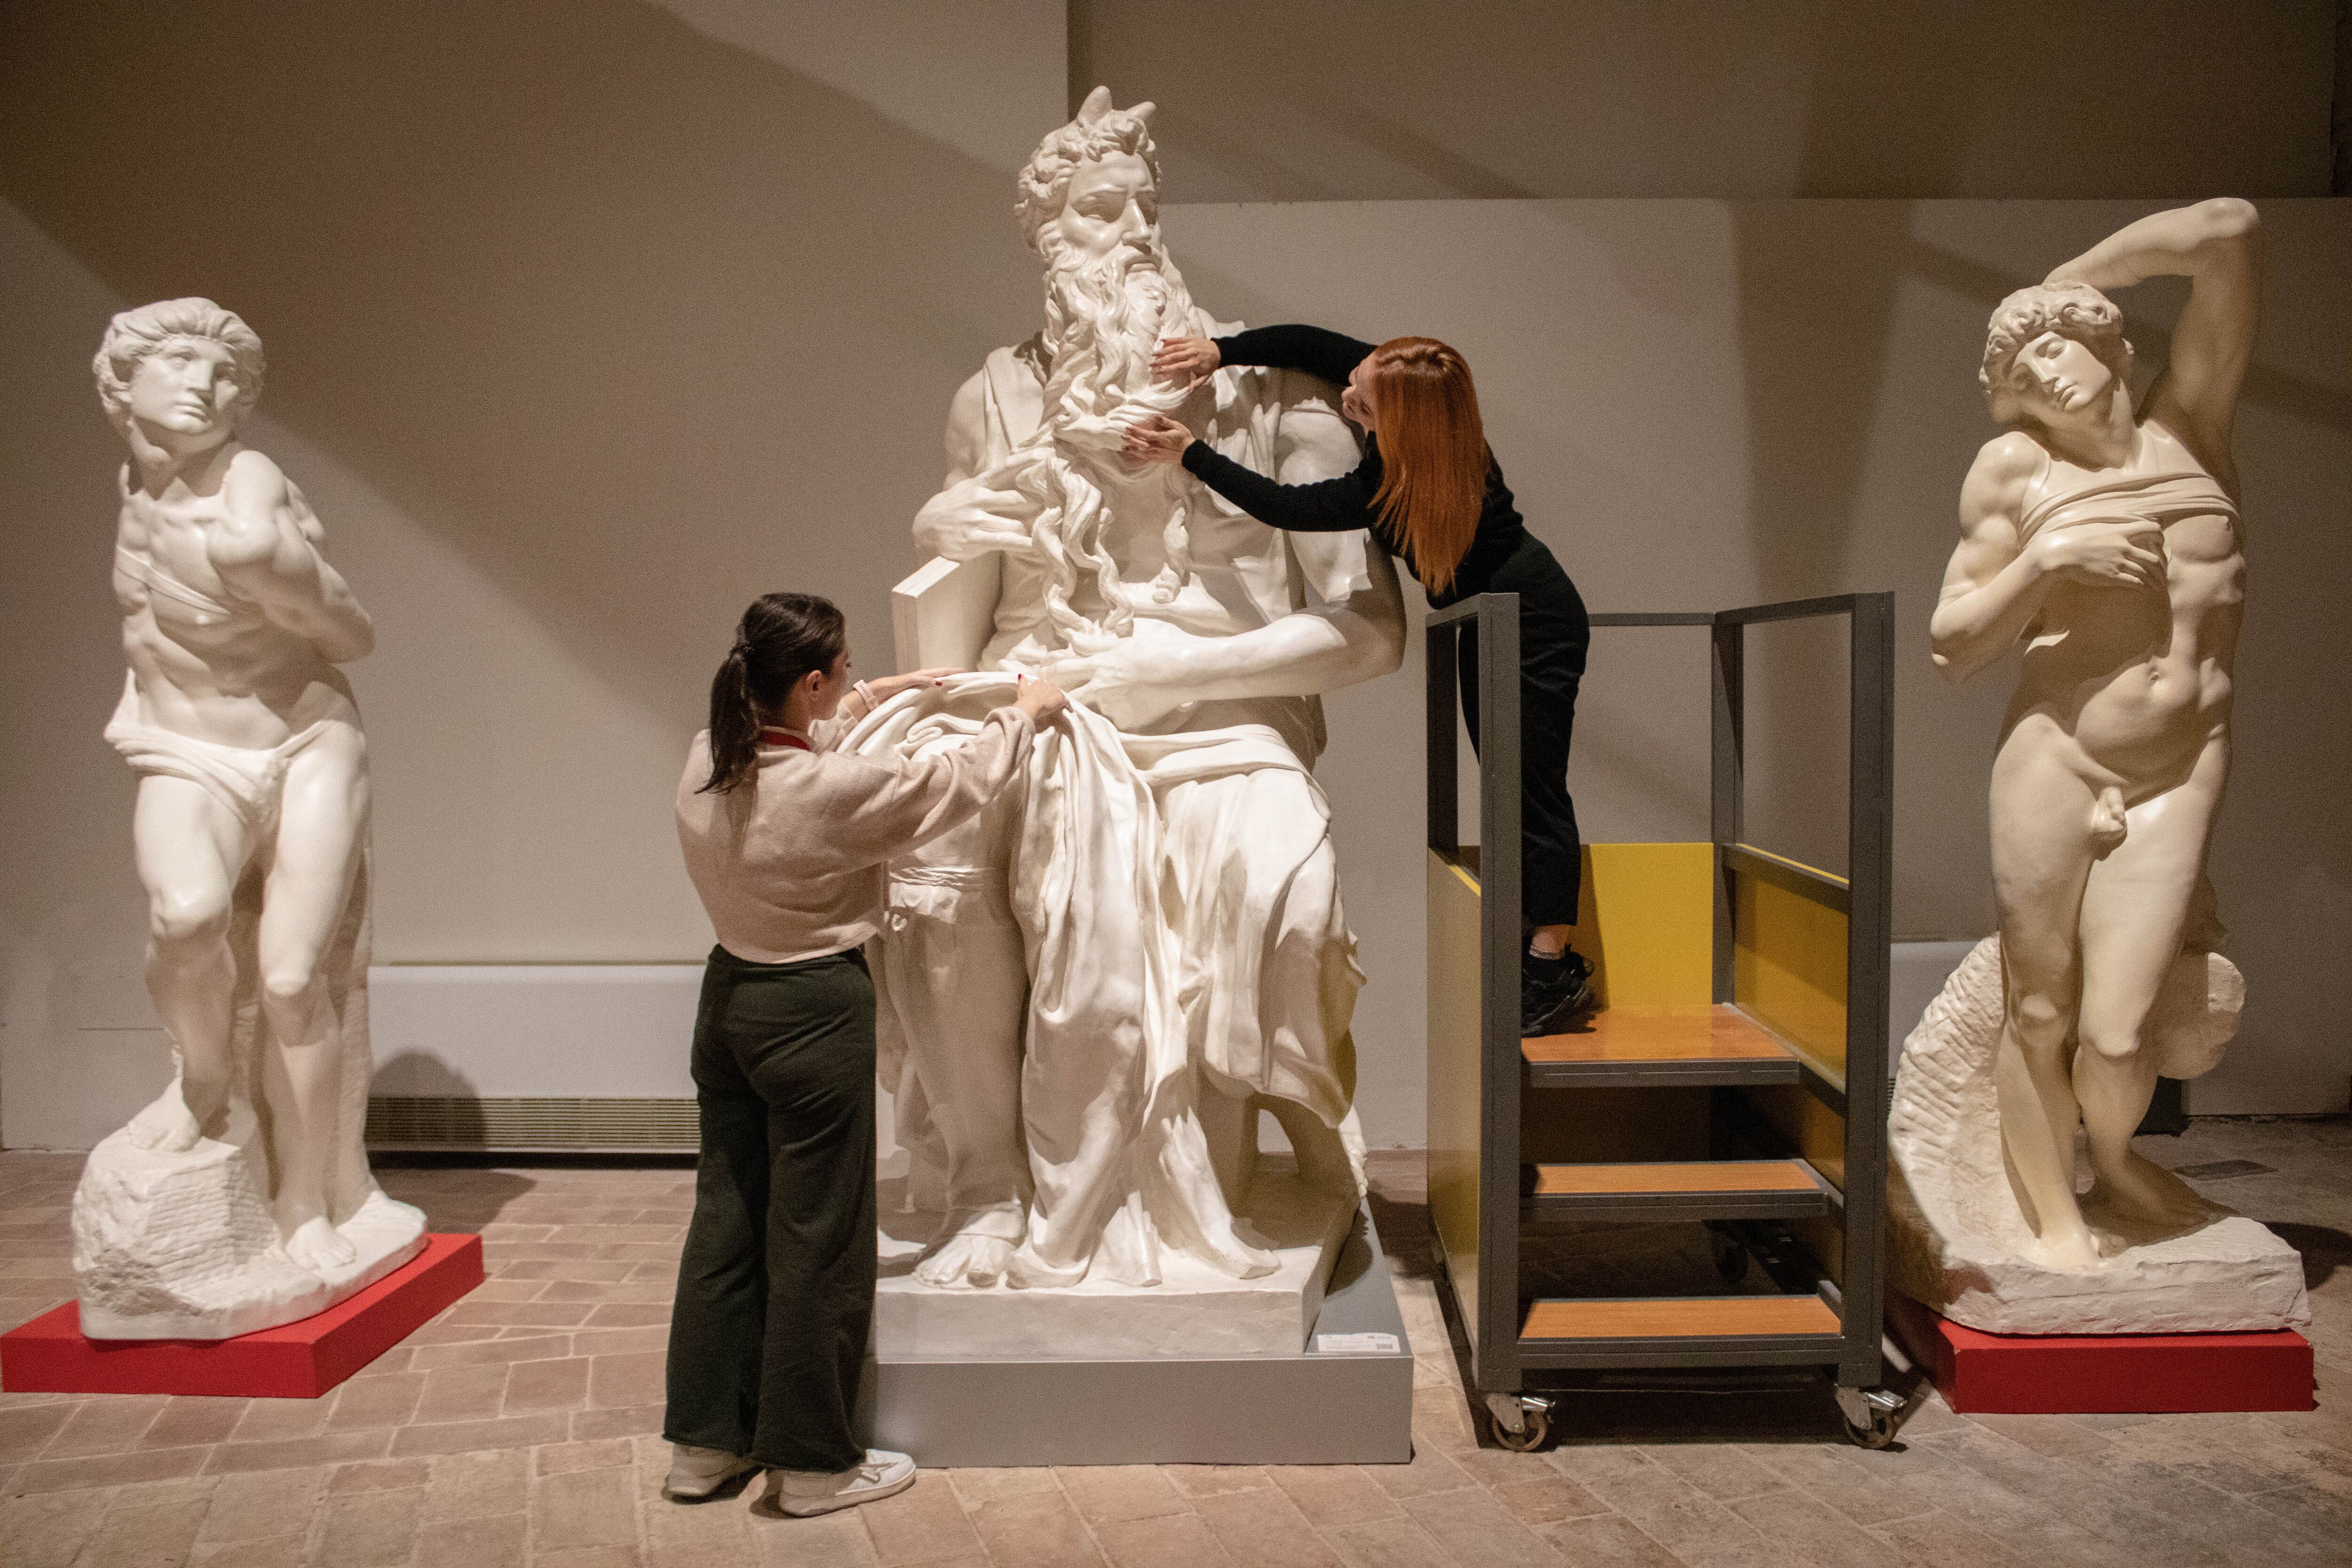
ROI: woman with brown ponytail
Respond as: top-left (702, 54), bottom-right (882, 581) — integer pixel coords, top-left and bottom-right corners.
top-left (663, 591), bottom-right (1065, 1515)
top-left (1127, 328), bottom-right (1594, 1036)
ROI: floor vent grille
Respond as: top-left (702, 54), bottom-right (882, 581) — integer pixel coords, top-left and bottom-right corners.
top-left (366, 1096), bottom-right (699, 1152)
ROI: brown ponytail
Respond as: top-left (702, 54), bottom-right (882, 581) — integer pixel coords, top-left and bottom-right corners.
top-left (700, 592), bottom-right (848, 794)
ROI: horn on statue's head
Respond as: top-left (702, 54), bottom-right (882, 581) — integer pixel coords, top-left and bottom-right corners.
top-left (1076, 85), bottom-right (1114, 125)
top-left (1129, 101), bottom-right (1156, 125)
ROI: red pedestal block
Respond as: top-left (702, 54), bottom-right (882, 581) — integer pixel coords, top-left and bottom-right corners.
top-left (0, 1233), bottom-right (483, 1399)
top-left (1889, 1294), bottom-right (2315, 1414)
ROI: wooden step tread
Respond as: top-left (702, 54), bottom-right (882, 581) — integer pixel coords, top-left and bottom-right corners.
top-left (1522, 1005), bottom-right (1792, 1064)
top-left (1522, 1296), bottom-right (1840, 1341)
top-left (1530, 1161), bottom-right (1818, 1197)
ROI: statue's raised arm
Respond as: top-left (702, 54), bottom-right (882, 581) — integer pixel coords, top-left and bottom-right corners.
top-left (2045, 198), bottom-right (2261, 486)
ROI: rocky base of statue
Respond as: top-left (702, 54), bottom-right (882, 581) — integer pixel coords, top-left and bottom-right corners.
top-left (875, 1167), bottom-right (1357, 1358)
top-left (1888, 935), bottom-right (2309, 1335)
top-left (72, 1097), bottom-right (427, 1342)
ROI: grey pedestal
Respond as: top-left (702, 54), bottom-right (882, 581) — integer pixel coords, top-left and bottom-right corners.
top-left (864, 1202), bottom-right (1416, 1466)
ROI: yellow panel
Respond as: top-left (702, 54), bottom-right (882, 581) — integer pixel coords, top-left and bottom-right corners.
top-left (1559, 843), bottom-right (1714, 1009)
top-left (1732, 872), bottom-right (1847, 1078)
top-left (1724, 857), bottom-right (1851, 1291)
top-left (1425, 849), bottom-right (1486, 1355)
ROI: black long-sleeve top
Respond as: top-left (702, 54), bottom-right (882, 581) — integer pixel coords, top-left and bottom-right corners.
top-left (1180, 325), bottom-right (1589, 685)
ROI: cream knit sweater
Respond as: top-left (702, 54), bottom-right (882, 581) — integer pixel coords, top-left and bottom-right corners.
top-left (674, 707), bottom-right (1034, 964)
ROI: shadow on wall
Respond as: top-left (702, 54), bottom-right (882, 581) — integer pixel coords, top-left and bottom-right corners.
top-left (1720, 15), bottom-right (1993, 876)
top-left (0, 0), bottom-right (1041, 726)
top-left (1073, 0), bottom-right (2334, 203)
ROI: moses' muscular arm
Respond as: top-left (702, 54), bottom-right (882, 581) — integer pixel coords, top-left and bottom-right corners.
top-left (1144, 385), bottom-right (1402, 697)
top-left (1047, 382), bottom-right (1404, 713)
top-left (940, 369), bottom-right (988, 487)
top-left (2047, 198), bottom-right (2260, 485)
top-left (207, 451), bottom-right (374, 662)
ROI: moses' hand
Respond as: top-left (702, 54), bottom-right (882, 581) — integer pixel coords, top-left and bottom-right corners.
top-left (1044, 642), bottom-right (1188, 730)
top-left (914, 476), bottom-right (1033, 561)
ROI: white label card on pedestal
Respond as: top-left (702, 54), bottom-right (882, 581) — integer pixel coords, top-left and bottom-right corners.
top-left (1315, 1331), bottom-right (1400, 1355)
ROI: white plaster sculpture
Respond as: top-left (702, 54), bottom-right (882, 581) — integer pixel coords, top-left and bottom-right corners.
top-left (851, 89), bottom-right (1404, 1314)
top-left (72, 300), bottom-right (424, 1340)
top-left (1893, 201), bottom-right (2310, 1332)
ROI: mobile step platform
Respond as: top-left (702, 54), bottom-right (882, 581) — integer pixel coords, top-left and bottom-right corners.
top-left (1426, 592), bottom-right (1900, 1451)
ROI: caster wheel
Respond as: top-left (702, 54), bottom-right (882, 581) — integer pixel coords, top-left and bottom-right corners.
top-left (1707, 1227), bottom-right (1748, 1284)
top-left (1492, 1406), bottom-right (1550, 1452)
top-left (1834, 1386), bottom-right (1904, 1449)
top-left (1843, 1408), bottom-right (1899, 1449)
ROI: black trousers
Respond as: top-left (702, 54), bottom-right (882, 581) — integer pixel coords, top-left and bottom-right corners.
top-left (1457, 623), bottom-right (1584, 928)
top-left (664, 945), bottom-right (875, 1474)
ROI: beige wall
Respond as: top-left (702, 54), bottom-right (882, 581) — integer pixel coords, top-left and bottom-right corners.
top-left (3, 5), bottom-right (2346, 1149)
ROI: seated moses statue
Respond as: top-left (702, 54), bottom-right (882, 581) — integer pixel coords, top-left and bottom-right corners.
top-left (72, 299), bottom-right (423, 1339)
top-left (858, 89), bottom-right (1405, 1295)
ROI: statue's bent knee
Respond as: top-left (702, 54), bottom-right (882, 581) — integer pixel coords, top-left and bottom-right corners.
top-left (150, 889), bottom-right (232, 948)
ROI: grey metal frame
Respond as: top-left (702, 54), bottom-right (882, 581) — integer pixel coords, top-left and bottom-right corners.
top-left (1424, 591), bottom-right (1895, 1399)
top-left (1426, 595), bottom-right (1525, 1388)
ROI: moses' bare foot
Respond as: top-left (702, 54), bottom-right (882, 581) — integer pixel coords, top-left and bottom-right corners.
top-left (1188, 1215), bottom-right (1279, 1280)
top-left (913, 1205), bottom-right (1025, 1288)
top-left (1004, 1242), bottom-right (1088, 1289)
top-left (124, 1092), bottom-right (204, 1154)
top-left (915, 1232), bottom-right (1017, 1289)
top-left (285, 1216), bottom-right (358, 1273)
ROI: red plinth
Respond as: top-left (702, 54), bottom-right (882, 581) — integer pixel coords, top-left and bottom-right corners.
top-left (0, 1233), bottom-right (484, 1399)
top-left (1889, 1294), bottom-right (2315, 1414)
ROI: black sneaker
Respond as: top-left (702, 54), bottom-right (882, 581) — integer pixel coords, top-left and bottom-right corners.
top-left (1521, 949), bottom-right (1594, 1037)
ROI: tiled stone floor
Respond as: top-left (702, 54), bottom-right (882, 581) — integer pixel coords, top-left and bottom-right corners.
top-left (0, 1116), bottom-right (2346, 1567)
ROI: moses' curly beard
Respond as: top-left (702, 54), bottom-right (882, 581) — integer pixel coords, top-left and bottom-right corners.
top-left (987, 237), bottom-right (1204, 657)
top-left (1043, 241), bottom-right (1192, 409)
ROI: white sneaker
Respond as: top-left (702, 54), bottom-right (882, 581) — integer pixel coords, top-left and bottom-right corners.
top-left (768, 1449), bottom-right (916, 1516)
top-left (664, 1443), bottom-right (757, 1500)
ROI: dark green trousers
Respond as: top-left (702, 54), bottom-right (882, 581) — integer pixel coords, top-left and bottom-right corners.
top-left (664, 945), bottom-right (875, 1473)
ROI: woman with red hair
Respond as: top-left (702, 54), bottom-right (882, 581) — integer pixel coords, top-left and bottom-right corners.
top-left (1127, 326), bottom-right (1592, 1036)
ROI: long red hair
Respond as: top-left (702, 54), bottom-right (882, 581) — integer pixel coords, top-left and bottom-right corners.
top-left (1367, 337), bottom-right (1486, 596)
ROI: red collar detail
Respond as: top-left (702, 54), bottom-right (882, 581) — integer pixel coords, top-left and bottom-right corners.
top-left (759, 727), bottom-right (813, 752)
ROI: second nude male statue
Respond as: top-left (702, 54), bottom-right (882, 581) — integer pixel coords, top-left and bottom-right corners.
top-left (1930, 200), bottom-right (2258, 1270)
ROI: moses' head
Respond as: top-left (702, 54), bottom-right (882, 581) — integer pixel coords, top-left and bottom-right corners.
top-left (1017, 87), bottom-right (1163, 263)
